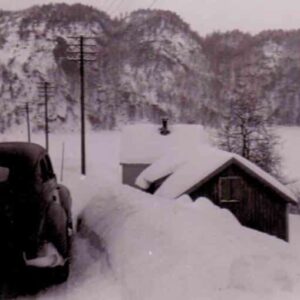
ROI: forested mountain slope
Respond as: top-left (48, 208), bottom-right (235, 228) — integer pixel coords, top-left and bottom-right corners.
top-left (1, 4), bottom-right (300, 131)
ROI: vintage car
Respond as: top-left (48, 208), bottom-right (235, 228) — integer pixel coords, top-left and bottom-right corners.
top-left (0, 142), bottom-right (72, 284)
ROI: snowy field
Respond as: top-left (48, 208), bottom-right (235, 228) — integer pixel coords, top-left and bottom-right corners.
top-left (1, 126), bottom-right (300, 300)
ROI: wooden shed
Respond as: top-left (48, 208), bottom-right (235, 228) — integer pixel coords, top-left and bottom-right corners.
top-left (120, 123), bottom-right (207, 187)
top-left (136, 148), bottom-right (297, 241)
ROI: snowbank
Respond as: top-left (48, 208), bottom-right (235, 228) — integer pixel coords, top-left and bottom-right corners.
top-left (79, 185), bottom-right (300, 300)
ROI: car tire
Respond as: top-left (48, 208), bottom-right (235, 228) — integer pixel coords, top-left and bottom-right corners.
top-left (52, 260), bottom-right (70, 284)
top-left (43, 203), bottom-right (73, 284)
top-left (55, 215), bottom-right (73, 284)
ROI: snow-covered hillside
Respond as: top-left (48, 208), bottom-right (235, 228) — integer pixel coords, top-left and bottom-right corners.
top-left (0, 4), bottom-right (214, 131)
top-left (1, 126), bottom-right (299, 300)
top-left (4, 4), bottom-right (300, 133)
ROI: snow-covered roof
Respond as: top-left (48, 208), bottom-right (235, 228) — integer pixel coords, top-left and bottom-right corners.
top-left (120, 124), bottom-right (209, 164)
top-left (135, 146), bottom-right (297, 204)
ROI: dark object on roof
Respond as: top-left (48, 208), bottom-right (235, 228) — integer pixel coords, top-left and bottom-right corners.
top-left (159, 118), bottom-right (170, 136)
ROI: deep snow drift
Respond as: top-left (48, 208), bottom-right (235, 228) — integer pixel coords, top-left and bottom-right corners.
top-left (79, 186), bottom-right (300, 300)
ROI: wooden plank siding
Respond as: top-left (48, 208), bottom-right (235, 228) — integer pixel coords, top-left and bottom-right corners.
top-left (189, 163), bottom-right (288, 241)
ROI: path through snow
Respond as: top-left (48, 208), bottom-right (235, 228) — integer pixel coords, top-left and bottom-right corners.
top-left (23, 237), bottom-right (122, 300)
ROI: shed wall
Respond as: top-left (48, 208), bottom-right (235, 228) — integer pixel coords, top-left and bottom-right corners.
top-left (121, 163), bottom-right (149, 187)
top-left (189, 163), bottom-right (288, 241)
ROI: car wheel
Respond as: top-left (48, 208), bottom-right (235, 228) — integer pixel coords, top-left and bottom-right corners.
top-left (42, 203), bottom-right (73, 284)
top-left (52, 260), bottom-right (70, 284)
top-left (53, 217), bottom-right (73, 284)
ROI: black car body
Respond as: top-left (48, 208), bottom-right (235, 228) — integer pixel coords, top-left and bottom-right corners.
top-left (0, 142), bottom-right (72, 283)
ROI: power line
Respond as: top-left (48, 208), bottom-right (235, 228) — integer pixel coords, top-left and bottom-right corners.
top-left (148, 0), bottom-right (159, 9)
top-left (106, 0), bottom-right (120, 12)
top-left (66, 36), bottom-right (97, 176)
top-left (112, 0), bottom-right (159, 20)
top-left (109, 0), bottom-right (125, 16)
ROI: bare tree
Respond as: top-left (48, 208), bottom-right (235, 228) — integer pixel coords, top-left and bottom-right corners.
top-left (218, 94), bottom-right (281, 178)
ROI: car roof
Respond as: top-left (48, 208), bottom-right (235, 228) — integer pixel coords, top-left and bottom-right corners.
top-left (0, 142), bottom-right (46, 171)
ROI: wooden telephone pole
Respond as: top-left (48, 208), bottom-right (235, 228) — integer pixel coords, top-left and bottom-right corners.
top-left (38, 81), bottom-right (54, 152)
top-left (18, 102), bottom-right (32, 142)
top-left (66, 35), bottom-right (97, 175)
top-left (25, 102), bottom-right (31, 143)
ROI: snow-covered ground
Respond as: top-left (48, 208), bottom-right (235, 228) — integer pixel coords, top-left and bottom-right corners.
top-left (1, 126), bottom-right (300, 300)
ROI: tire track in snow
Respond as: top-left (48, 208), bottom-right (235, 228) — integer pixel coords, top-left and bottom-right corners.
top-left (17, 236), bottom-right (122, 300)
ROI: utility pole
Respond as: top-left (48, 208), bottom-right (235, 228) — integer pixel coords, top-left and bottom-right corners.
top-left (66, 35), bottom-right (97, 175)
top-left (38, 81), bottom-right (54, 152)
top-left (25, 102), bottom-right (31, 143)
top-left (18, 102), bottom-right (32, 142)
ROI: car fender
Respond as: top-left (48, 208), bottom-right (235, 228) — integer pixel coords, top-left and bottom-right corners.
top-left (57, 184), bottom-right (72, 224)
top-left (43, 201), bottom-right (68, 258)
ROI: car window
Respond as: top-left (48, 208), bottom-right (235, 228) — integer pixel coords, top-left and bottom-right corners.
top-left (39, 155), bottom-right (55, 182)
top-left (45, 155), bottom-right (54, 178)
top-left (40, 159), bottom-right (48, 182)
top-left (0, 166), bottom-right (9, 182)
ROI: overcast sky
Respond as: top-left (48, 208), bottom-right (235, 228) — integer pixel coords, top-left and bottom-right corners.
top-left (2, 0), bottom-right (300, 36)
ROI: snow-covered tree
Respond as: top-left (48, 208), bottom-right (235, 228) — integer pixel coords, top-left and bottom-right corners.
top-left (217, 94), bottom-right (281, 177)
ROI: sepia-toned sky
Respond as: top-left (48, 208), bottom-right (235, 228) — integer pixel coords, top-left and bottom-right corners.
top-left (2, 0), bottom-right (300, 36)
